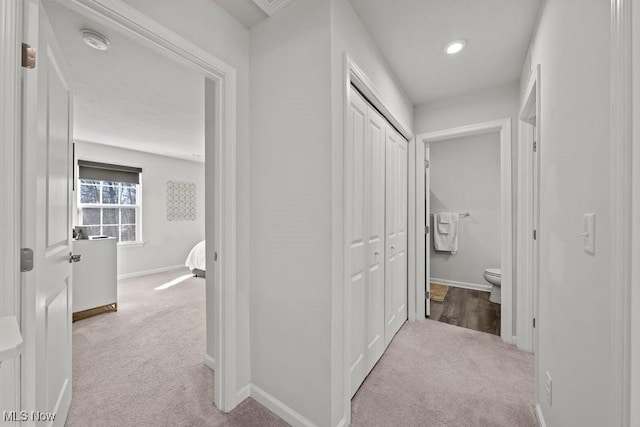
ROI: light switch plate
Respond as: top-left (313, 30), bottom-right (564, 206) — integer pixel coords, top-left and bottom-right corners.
top-left (583, 213), bottom-right (595, 254)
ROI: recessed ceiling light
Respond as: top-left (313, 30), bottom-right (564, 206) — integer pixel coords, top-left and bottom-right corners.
top-left (81, 29), bottom-right (110, 51)
top-left (445, 39), bottom-right (466, 55)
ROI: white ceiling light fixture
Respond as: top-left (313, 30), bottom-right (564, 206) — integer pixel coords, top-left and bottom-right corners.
top-left (445, 39), bottom-right (466, 55)
top-left (81, 29), bottom-right (110, 51)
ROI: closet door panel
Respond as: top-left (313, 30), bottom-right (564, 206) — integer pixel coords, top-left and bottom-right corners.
top-left (384, 126), bottom-right (398, 345)
top-left (385, 126), bottom-right (409, 346)
top-left (364, 105), bottom-right (386, 373)
top-left (396, 138), bottom-right (409, 327)
top-left (347, 89), bottom-right (367, 395)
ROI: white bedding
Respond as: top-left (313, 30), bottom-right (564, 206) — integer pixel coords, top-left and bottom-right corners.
top-left (185, 240), bottom-right (206, 271)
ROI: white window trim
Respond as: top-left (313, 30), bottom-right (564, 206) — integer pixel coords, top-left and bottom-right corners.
top-left (77, 179), bottom-right (143, 244)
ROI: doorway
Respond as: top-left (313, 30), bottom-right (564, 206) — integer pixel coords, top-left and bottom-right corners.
top-left (414, 119), bottom-right (514, 343)
top-left (12, 0), bottom-right (240, 423)
top-left (425, 131), bottom-right (503, 336)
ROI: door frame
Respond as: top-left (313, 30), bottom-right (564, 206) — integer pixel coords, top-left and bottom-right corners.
top-left (631, 1), bottom-right (640, 425)
top-left (4, 0), bottom-right (241, 415)
top-left (516, 65), bottom-right (540, 354)
top-left (414, 119), bottom-right (513, 343)
top-left (611, 0), bottom-right (633, 425)
top-left (0, 0), bottom-right (23, 416)
top-left (339, 53), bottom-right (414, 427)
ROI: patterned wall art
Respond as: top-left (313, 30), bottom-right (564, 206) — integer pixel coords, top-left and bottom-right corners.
top-left (166, 181), bottom-right (196, 221)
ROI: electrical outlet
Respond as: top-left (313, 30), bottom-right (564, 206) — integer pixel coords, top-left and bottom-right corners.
top-left (545, 371), bottom-right (552, 406)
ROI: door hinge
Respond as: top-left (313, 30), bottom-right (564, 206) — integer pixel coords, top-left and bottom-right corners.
top-left (20, 248), bottom-right (34, 272)
top-left (533, 141), bottom-right (537, 152)
top-left (425, 225), bottom-right (430, 234)
top-left (533, 229), bottom-right (537, 240)
top-left (22, 43), bottom-right (36, 69)
top-left (425, 290), bottom-right (430, 300)
top-left (214, 251), bottom-right (218, 261)
top-left (425, 160), bottom-right (430, 168)
top-left (533, 318), bottom-right (536, 328)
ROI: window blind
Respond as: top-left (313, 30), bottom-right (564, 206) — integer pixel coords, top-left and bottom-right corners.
top-left (78, 160), bottom-right (142, 185)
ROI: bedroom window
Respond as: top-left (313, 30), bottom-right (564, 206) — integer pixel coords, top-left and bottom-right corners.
top-left (77, 161), bottom-right (143, 243)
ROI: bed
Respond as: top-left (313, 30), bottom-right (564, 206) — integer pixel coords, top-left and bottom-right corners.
top-left (185, 240), bottom-right (206, 278)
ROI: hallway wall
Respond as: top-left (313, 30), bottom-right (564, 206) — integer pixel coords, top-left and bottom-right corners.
top-left (329, 0), bottom-right (414, 424)
top-left (250, 1), bottom-right (333, 424)
top-left (633, 0), bottom-right (640, 423)
top-left (249, 0), bottom-right (413, 424)
top-left (523, 0), bottom-right (612, 425)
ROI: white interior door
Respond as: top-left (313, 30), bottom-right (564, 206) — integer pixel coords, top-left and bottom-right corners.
top-left (347, 88), bottom-right (386, 396)
top-left (424, 144), bottom-right (431, 317)
top-left (22, 3), bottom-right (74, 425)
top-left (384, 126), bottom-right (408, 346)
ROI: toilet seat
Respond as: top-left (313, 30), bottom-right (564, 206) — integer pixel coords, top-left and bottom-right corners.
top-left (485, 268), bottom-right (501, 278)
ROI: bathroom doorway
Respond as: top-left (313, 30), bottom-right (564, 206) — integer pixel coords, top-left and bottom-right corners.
top-left (414, 119), bottom-right (514, 342)
top-left (426, 130), bottom-right (502, 336)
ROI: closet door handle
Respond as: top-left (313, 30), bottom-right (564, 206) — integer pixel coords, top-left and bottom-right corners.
top-left (390, 245), bottom-right (396, 250)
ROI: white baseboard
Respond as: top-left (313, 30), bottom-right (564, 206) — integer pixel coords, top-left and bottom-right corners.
top-left (236, 383), bottom-right (251, 402)
top-left (203, 353), bottom-right (215, 371)
top-left (250, 384), bottom-right (317, 427)
top-left (117, 264), bottom-right (185, 280)
top-left (430, 278), bottom-right (492, 292)
top-left (535, 404), bottom-right (547, 427)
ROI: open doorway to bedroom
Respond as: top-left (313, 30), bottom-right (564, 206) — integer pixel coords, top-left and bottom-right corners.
top-left (44, 1), bottom-right (213, 423)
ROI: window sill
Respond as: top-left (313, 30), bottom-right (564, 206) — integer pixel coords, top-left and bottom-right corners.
top-left (118, 241), bottom-right (145, 248)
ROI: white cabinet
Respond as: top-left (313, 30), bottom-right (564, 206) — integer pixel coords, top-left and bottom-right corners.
top-left (72, 238), bottom-right (117, 319)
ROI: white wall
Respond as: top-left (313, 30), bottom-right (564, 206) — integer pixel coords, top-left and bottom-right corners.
top-left (75, 142), bottom-right (205, 276)
top-left (329, 2), bottom-right (414, 426)
top-left (250, 0), bottom-right (333, 425)
top-left (523, 0), bottom-right (612, 425)
top-left (120, 0), bottom-right (252, 391)
top-left (249, 0), bottom-right (413, 424)
top-left (414, 84), bottom-right (519, 137)
top-left (632, 0), bottom-right (640, 424)
top-left (414, 83), bottom-right (519, 332)
top-left (429, 133), bottom-right (501, 286)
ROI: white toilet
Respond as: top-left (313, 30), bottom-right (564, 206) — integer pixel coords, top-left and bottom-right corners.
top-left (483, 268), bottom-right (502, 304)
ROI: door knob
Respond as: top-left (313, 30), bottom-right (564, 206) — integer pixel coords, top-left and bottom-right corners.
top-left (69, 252), bottom-right (82, 263)
top-left (374, 250), bottom-right (380, 256)
top-left (390, 245), bottom-right (396, 250)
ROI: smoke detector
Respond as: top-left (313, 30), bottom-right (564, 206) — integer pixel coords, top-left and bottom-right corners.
top-left (81, 29), bottom-right (110, 51)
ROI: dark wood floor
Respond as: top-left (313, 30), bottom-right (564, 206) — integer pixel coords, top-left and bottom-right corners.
top-left (429, 286), bottom-right (501, 336)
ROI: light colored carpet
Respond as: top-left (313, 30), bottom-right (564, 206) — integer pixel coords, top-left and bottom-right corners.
top-left (66, 268), bottom-right (286, 427)
top-left (68, 269), bottom-right (534, 427)
top-left (351, 319), bottom-right (536, 427)
top-left (430, 283), bottom-right (449, 302)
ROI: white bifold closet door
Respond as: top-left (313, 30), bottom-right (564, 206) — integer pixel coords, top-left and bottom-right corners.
top-left (347, 87), bottom-right (408, 397)
top-left (384, 126), bottom-right (408, 345)
top-left (347, 89), bottom-right (386, 397)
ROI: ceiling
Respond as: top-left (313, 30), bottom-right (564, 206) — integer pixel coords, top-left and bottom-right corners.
top-left (349, 0), bottom-right (542, 105)
top-left (46, 1), bottom-right (205, 162)
top-left (210, 0), bottom-right (268, 28)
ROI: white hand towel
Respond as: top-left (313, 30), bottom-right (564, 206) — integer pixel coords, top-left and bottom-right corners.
top-left (434, 212), bottom-right (458, 254)
top-left (437, 212), bottom-right (452, 234)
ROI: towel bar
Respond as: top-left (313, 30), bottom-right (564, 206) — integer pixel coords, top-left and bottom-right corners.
top-left (429, 212), bottom-right (471, 217)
